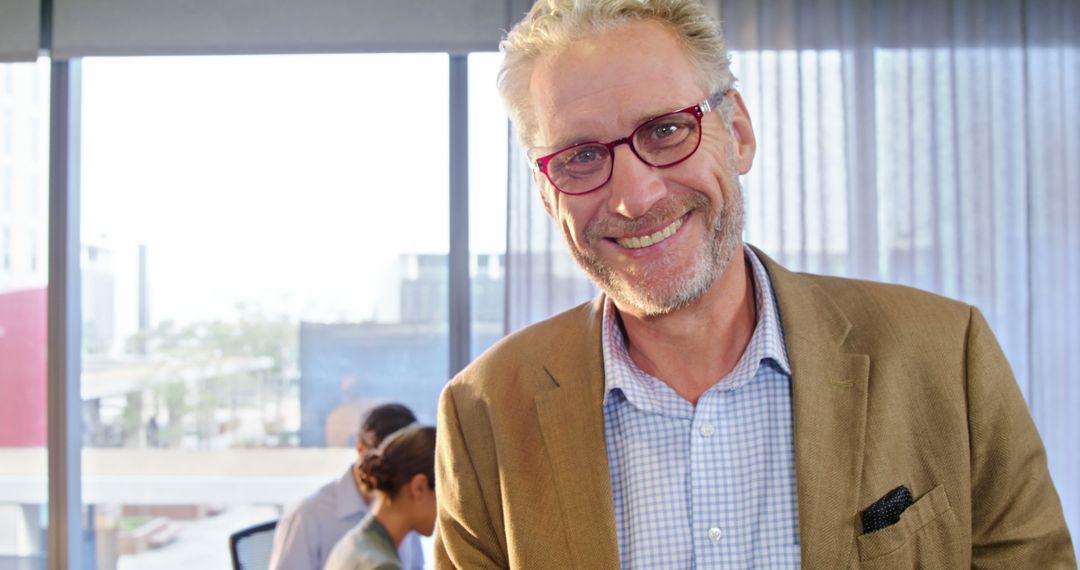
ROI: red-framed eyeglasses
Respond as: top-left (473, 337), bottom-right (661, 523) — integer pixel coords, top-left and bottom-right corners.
top-left (531, 91), bottom-right (727, 196)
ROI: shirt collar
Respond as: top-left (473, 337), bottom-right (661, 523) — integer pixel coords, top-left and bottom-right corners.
top-left (601, 244), bottom-right (791, 412)
top-left (334, 464), bottom-right (368, 520)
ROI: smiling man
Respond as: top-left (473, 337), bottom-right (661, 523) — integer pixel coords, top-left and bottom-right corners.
top-left (434, 1), bottom-right (1074, 568)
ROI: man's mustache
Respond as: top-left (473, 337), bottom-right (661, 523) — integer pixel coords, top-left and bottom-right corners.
top-left (583, 192), bottom-right (712, 243)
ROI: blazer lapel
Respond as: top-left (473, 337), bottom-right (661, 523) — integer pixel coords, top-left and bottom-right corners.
top-left (758, 250), bottom-right (870, 569)
top-left (533, 296), bottom-right (620, 569)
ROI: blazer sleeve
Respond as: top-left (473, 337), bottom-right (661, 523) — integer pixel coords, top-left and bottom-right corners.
top-left (965, 307), bottom-right (1076, 567)
top-left (434, 381), bottom-right (508, 569)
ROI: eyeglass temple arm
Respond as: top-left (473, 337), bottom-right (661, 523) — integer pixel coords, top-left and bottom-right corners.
top-left (701, 91), bottom-right (728, 113)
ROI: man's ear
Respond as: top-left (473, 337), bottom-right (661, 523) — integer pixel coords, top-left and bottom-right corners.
top-left (726, 89), bottom-right (757, 175)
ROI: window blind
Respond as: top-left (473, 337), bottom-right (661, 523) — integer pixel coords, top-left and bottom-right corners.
top-left (51, 0), bottom-right (511, 58)
top-left (0, 0), bottom-right (41, 62)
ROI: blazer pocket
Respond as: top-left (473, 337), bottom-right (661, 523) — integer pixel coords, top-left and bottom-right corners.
top-left (856, 484), bottom-right (952, 562)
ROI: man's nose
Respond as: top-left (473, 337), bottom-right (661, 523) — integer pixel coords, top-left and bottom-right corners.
top-left (606, 145), bottom-right (666, 219)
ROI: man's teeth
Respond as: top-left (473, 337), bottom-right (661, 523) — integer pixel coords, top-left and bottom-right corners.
top-left (616, 217), bottom-right (683, 249)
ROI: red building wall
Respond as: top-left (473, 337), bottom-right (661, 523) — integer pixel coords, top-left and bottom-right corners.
top-left (0, 287), bottom-right (48, 447)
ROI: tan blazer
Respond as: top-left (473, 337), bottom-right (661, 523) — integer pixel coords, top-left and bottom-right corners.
top-left (435, 251), bottom-right (1075, 568)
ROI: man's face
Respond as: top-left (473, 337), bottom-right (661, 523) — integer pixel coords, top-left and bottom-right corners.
top-left (528, 20), bottom-right (756, 317)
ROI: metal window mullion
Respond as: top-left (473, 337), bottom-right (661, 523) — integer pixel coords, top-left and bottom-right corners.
top-left (448, 54), bottom-right (471, 377)
top-left (47, 58), bottom-right (82, 570)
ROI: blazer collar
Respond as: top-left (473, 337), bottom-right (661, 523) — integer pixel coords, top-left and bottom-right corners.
top-left (533, 296), bottom-right (621, 568)
top-left (756, 247), bottom-right (870, 569)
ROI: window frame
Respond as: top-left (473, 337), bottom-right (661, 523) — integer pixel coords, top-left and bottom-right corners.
top-left (45, 51), bottom-right (492, 570)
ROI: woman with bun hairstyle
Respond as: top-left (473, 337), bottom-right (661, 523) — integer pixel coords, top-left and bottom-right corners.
top-left (324, 424), bottom-right (437, 570)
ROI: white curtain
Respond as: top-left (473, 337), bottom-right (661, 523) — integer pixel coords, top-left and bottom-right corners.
top-left (504, 0), bottom-right (1079, 550)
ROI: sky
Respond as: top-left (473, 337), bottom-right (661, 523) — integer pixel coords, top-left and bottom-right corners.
top-left (79, 53), bottom-right (508, 326)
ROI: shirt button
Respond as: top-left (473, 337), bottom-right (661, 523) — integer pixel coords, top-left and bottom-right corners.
top-left (709, 527), bottom-right (723, 543)
top-left (699, 421), bottom-right (716, 437)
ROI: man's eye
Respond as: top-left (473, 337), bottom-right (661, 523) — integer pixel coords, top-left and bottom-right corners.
top-left (652, 123), bottom-right (681, 139)
top-left (638, 115), bottom-right (695, 151)
top-left (568, 148), bottom-right (601, 164)
top-left (556, 145), bottom-right (608, 170)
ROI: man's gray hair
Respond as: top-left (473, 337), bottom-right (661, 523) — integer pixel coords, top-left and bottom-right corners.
top-left (498, 0), bottom-right (737, 147)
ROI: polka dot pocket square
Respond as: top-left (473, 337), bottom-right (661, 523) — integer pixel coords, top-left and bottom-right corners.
top-left (861, 485), bottom-right (915, 534)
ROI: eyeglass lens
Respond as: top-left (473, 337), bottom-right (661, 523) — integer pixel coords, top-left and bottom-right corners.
top-left (546, 110), bottom-right (702, 194)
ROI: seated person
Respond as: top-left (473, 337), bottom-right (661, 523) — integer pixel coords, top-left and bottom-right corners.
top-left (269, 404), bottom-right (423, 570)
top-left (324, 424), bottom-right (437, 570)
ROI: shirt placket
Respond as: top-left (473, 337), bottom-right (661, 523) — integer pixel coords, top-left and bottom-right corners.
top-left (690, 389), bottom-right (735, 568)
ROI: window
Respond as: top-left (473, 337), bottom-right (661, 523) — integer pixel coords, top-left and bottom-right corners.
top-left (1, 227), bottom-right (10, 271)
top-left (468, 52), bottom-right (507, 359)
top-left (2, 166), bottom-right (13, 212)
top-left (80, 54), bottom-right (458, 568)
top-left (0, 59), bottom-right (50, 570)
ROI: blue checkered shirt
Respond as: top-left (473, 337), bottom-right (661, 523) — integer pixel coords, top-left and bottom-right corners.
top-left (602, 246), bottom-right (801, 569)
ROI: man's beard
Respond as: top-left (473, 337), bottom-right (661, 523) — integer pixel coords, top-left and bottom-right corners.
top-left (562, 182), bottom-right (744, 317)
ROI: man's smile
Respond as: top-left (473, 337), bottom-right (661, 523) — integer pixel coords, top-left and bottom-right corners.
top-left (613, 214), bottom-right (686, 250)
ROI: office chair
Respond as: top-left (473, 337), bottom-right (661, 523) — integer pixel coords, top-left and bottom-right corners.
top-left (229, 519), bottom-right (278, 570)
